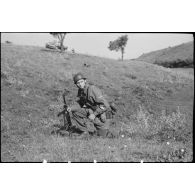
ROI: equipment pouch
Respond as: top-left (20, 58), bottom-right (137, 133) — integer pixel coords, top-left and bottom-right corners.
top-left (105, 102), bottom-right (118, 119)
top-left (100, 112), bottom-right (106, 123)
top-left (105, 110), bottom-right (113, 119)
top-left (110, 102), bottom-right (117, 113)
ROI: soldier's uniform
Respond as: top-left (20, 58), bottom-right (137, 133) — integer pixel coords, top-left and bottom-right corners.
top-left (70, 83), bottom-right (110, 136)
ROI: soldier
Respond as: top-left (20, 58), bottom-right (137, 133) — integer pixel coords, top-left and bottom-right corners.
top-left (67, 73), bottom-right (115, 139)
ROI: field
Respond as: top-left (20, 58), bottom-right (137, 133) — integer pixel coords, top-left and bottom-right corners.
top-left (1, 43), bottom-right (194, 162)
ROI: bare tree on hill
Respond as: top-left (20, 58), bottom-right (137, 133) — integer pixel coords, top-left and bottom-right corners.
top-left (50, 33), bottom-right (67, 51)
top-left (108, 35), bottom-right (128, 61)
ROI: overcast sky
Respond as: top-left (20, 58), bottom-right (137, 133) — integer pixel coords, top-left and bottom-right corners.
top-left (1, 33), bottom-right (193, 59)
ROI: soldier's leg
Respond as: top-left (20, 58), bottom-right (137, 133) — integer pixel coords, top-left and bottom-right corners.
top-left (71, 108), bottom-right (90, 132)
top-left (93, 117), bottom-right (111, 137)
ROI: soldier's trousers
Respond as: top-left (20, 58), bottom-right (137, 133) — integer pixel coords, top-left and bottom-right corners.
top-left (71, 107), bottom-right (110, 136)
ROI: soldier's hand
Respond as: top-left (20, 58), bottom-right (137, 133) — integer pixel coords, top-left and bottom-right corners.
top-left (88, 114), bottom-right (95, 121)
top-left (67, 107), bottom-right (71, 112)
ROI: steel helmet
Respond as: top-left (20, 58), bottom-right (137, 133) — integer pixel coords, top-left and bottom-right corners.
top-left (73, 73), bottom-right (86, 84)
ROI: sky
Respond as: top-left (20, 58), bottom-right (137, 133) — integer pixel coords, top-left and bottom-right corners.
top-left (1, 33), bottom-right (193, 59)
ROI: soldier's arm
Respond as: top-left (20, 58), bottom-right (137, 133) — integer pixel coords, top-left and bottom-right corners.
top-left (90, 86), bottom-right (110, 116)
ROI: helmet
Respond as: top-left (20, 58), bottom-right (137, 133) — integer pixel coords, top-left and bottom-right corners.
top-left (73, 73), bottom-right (86, 84)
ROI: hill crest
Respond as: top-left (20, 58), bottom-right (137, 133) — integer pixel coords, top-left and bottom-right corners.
top-left (136, 41), bottom-right (194, 68)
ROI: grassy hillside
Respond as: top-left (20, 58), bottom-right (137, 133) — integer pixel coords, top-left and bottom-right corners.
top-left (136, 41), bottom-right (194, 68)
top-left (1, 43), bottom-right (194, 162)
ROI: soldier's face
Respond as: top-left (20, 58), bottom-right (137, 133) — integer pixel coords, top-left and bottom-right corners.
top-left (76, 79), bottom-right (86, 89)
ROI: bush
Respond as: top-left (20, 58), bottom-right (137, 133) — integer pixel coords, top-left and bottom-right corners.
top-left (154, 107), bottom-right (190, 143)
top-left (121, 106), bottom-right (191, 144)
top-left (120, 106), bottom-right (153, 138)
top-left (136, 106), bottom-right (151, 132)
top-left (159, 107), bottom-right (186, 131)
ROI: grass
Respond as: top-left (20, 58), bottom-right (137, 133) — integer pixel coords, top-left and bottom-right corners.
top-left (1, 43), bottom-right (194, 162)
top-left (117, 105), bottom-right (193, 162)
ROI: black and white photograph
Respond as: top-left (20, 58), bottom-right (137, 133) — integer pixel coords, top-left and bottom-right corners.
top-left (1, 0), bottom-right (195, 194)
top-left (1, 32), bottom-right (194, 162)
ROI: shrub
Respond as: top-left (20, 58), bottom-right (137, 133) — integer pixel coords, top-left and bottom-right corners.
top-left (136, 105), bottom-right (151, 132)
top-left (121, 106), bottom-right (191, 144)
top-left (159, 107), bottom-right (186, 131)
top-left (119, 106), bottom-right (153, 138)
top-left (149, 107), bottom-right (190, 143)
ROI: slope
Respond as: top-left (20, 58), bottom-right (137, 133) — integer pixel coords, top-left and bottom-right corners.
top-left (136, 41), bottom-right (194, 68)
top-left (1, 44), bottom-right (194, 162)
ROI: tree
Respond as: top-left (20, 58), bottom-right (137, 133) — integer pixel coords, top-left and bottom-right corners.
top-left (50, 33), bottom-right (67, 51)
top-left (108, 35), bottom-right (128, 60)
